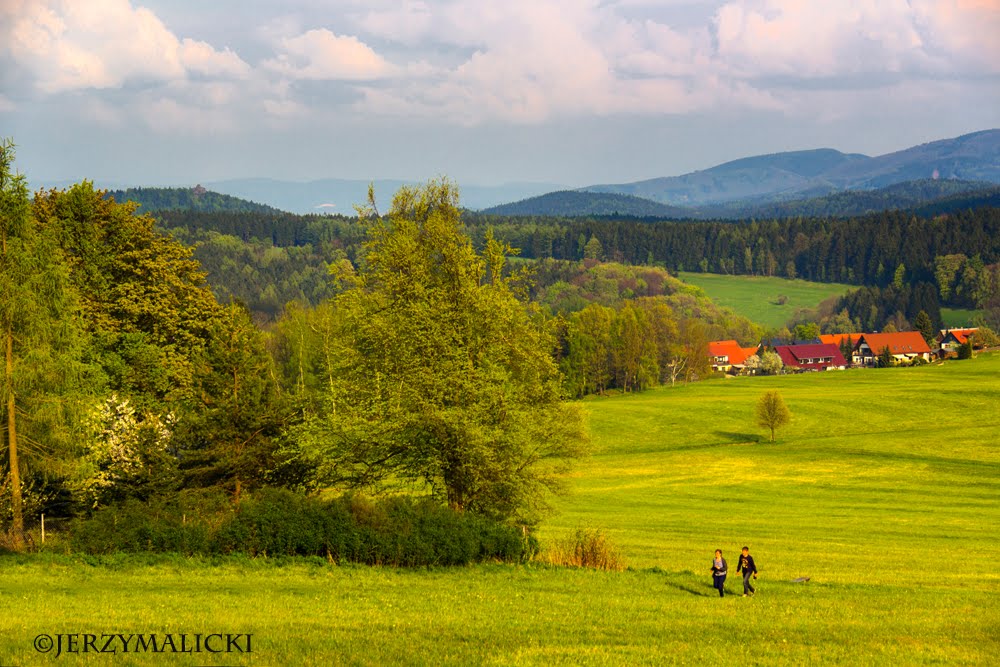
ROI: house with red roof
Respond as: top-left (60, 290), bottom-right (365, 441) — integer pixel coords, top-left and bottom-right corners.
top-left (937, 328), bottom-right (978, 355)
top-left (707, 340), bottom-right (757, 373)
top-left (773, 343), bottom-right (847, 372)
top-left (854, 332), bottom-right (932, 366)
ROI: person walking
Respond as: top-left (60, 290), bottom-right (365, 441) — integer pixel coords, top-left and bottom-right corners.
top-left (737, 545), bottom-right (758, 597)
top-left (711, 549), bottom-right (728, 597)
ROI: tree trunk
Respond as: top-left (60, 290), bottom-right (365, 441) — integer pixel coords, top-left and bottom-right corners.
top-left (5, 325), bottom-right (23, 550)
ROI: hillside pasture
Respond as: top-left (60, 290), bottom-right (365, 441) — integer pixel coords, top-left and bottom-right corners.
top-left (1, 355), bottom-right (998, 665)
top-left (678, 272), bottom-right (854, 329)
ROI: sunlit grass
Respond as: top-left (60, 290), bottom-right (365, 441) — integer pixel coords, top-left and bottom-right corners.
top-left (678, 271), bottom-right (854, 328)
top-left (1, 354), bottom-right (998, 665)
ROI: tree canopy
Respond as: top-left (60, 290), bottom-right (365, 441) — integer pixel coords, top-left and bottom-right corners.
top-left (286, 181), bottom-right (588, 523)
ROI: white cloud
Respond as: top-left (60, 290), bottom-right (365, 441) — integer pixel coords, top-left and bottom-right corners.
top-left (2, 0), bottom-right (996, 133)
top-left (0, 0), bottom-right (251, 92)
top-left (0, 94), bottom-right (15, 113)
top-left (265, 29), bottom-right (393, 80)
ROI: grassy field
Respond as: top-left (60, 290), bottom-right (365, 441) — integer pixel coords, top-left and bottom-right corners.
top-left (941, 307), bottom-right (984, 328)
top-left (678, 272), bottom-right (855, 329)
top-left (2, 355), bottom-right (999, 665)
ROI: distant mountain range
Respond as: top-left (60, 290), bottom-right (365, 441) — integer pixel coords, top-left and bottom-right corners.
top-left (67, 128), bottom-right (1000, 220)
top-left (202, 178), bottom-right (568, 215)
top-left (485, 179), bottom-right (998, 220)
top-left (581, 129), bottom-right (1000, 207)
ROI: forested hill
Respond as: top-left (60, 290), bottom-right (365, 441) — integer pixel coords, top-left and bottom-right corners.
top-left (107, 186), bottom-right (282, 214)
top-left (481, 190), bottom-right (693, 218)
top-left (707, 179), bottom-right (998, 219)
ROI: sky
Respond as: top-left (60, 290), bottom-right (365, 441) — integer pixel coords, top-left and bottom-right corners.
top-left (2, 0), bottom-right (999, 188)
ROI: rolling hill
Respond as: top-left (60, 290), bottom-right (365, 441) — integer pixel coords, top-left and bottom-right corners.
top-left (582, 129), bottom-right (1000, 206)
top-left (480, 190), bottom-right (693, 217)
top-left (107, 186), bottom-right (281, 214)
top-left (204, 178), bottom-right (568, 215)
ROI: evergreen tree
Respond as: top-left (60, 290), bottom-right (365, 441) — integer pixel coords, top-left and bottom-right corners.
top-left (1, 139), bottom-right (93, 546)
top-left (914, 310), bottom-right (935, 345)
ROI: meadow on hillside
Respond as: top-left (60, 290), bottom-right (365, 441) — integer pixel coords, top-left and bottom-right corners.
top-left (2, 354), bottom-right (997, 665)
top-left (677, 272), bottom-right (854, 329)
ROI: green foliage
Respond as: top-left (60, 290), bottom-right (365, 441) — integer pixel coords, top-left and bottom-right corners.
top-left (755, 391), bottom-right (791, 442)
top-left (792, 322), bottom-right (820, 341)
top-left (878, 346), bottom-right (895, 368)
top-left (481, 190), bottom-right (689, 217)
top-left (957, 339), bottom-right (974, 360)
top-left (971, 326), bottom-right (1000, 348)
top-left (1, 139), bottom-right (96, 545)
top-left (33, 183), bottom-right (224, 402)
top-left (68, 488), bottom-right (535, 565)
top-left (914, 310), bottom-right (935, 344)
top-left (176, 303), bottom-right (287, 495)
top-left (287, 180), bottom-right (587, 523)
top-left (107, 187), bottom-right (280, 214)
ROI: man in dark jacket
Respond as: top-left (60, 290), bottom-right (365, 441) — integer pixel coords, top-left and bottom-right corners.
top-left (737, 546), bottom-right (758, 596)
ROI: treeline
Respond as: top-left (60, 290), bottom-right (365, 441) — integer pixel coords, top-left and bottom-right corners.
top-left (466, 209), bottom-right (1000, 291)
top-left (4, 157), bottom-right (591, 557)
top-left (147, 205), bottom-right (1000, 308)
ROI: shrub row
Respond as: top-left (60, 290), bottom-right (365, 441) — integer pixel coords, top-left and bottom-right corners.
top-left (68, 489), bottom-right (537, 566)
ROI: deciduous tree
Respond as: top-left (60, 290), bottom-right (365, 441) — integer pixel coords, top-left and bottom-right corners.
top-left (755, 391), bottom-right (791, 442)
top-left (292, 181), bottom-right (587, 523)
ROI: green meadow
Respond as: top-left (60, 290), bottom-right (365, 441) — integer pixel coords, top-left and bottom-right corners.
top-left (678, 272), bottom-right (855, 328)
top-left (941, 307), bottom-right (984, 328)
top-left (2, 355), bottom-right (999, 665)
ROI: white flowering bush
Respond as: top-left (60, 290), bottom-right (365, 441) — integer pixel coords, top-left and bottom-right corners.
top-left (75, 394), bottom-right (175, 509)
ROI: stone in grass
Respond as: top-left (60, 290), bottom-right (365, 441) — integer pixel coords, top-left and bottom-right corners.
top-left (790, 577), bottom-right (811, 583)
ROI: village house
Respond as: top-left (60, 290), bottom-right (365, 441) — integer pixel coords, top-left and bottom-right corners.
top-left (937, 328), bottom-right (978, 355)
top-left (854, 332), bottom-right (932, 366)
top-left (707, 340), bottom-right (757, 374)
top-left (773, 343), bottom-right (847, 371)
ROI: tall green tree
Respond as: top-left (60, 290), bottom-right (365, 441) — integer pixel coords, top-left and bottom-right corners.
top-left (1, 140), bottom-right (92, 546)
top-left (292, 180), bottom-right (587, 522)
top-left (178, 303), bottom-right (286, 499)
top-left (914, 310), bottom-right (935, 346)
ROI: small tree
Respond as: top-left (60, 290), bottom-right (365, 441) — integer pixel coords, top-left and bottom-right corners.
top-left (755, 391), bottom-right (791, 442)
top-left (971, 326), bottom-right (999, 349)
top-left (914, 310), bottom-right (935, 346)
top-left (583, 236), bottom-right (603, 261)
top-left (957, 339), bottom-right (973, 360)
top-left (878, 346), bottom-right (895, 368)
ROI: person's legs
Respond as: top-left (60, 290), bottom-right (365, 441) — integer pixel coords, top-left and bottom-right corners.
top-left (743, 570), bottom-right (755, 595)
top-left (718, 575), bottom-right (726, 597)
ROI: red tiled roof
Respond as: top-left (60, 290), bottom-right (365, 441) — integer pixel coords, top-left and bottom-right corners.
top-left (937, 328), bottom-right (977, 345)
top-left (774, 343), bottom-right (847, 369)
top-left (708, 340), bottom-right (753, 366)
top-left (819, 333), bottom-right (856, 347)
top-left (858, 331), bottom-right (932, 355)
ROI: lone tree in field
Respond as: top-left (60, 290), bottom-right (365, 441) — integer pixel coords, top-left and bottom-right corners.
top-left (755, 391), bottom-right (791, 442)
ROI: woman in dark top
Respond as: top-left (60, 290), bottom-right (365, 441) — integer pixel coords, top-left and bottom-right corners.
top-left (711, 549), bottom-right (728, 597)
